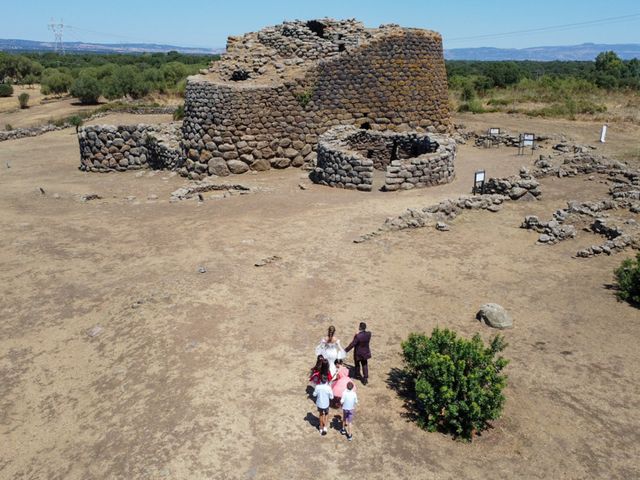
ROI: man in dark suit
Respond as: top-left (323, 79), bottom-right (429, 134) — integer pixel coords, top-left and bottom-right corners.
top-left (345, 322), bottom-right (372, 385)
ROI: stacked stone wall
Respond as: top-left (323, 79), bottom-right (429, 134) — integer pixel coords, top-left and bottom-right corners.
top-left (78, 124), bottom-right (182, 172)
top-left (384, 134), bottom-right (456, 191)
top-left (312, 126), bottom-right (455, 192)
top-left (181, 25), bottom-right (450, 179)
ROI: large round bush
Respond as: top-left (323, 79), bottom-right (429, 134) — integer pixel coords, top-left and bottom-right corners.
top-left (614, 253), bottom-right (640, 306)
top-left (0, 83), bottom-right (13, 97)
top-left (401, 328), bottom-right (509, 440)
top-left (70, 76), bottom-right (101, 104)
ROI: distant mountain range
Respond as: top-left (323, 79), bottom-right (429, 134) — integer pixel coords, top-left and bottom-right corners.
top-left (445, 43), bottom-right (640, 61)
top-left (0, 38), bottom-right (223, 55)
top-left (1, 38), bottom-right (639, 61)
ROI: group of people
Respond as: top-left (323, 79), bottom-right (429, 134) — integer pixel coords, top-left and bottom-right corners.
top-left (309, 322), bottom-right (372, 441)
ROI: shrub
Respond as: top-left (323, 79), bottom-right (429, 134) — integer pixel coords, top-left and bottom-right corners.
top-left (41, 70), bottom-right (73, 95)
top-left (5, 123), bottom-right (13, 131)
top-left (460, 79), bottom-right (476, 102)
top-left (614, 253), bottom-right (640, 306)
top-left (0, 83), bottom-right (13, 97)
top-left (487, 98), bottom-right (511, 106)
top-left (18, 92), bottom-right (29, 109)
top-left (457, 98), bottom-right (486, 114)
top-left (70, 75), bottom-right (101, 104)
top-left (68, 115), bottom-right (83, 131)
top-left (173, 104), bottom-right (184, 121)
top-left (101, 65), bottom-right (151, 100)
top-left (296, 89), bottom-right (313, 107)
top-left (401, 328), bottom-right (509, 441)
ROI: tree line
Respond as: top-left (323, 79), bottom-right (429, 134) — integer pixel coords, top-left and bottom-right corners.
top-left (0, 51), bottom-right (218, 103)
top-left (446, 51), bottom-right (640, 93)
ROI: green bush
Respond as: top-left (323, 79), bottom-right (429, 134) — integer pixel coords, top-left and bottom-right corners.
top-left (0, 83), bottom-right (13, 97)
top-left (68, 115), bottom-right (83, 130)
top-left (487, 98), bottom-right (511, 106)
top-left (18, 92), bottom-right (29, 109)
top-left (457, 98), bottom-right (486, 114)
top-left (401, 328), bottom-right (509, 441)
top-left (173, 104), bottom-right (184, 121)
top-left (102, 65), bottom-right (151, 100)
top-left (70, 75), bottom-right (101, 104)
top-left (460, 79), bottom-right (477, 102)
top-left (5, 123), bottom-right (13, 131)
top-left (614, 253), bottom-right (640, 306)
top-left (41, 70), bottom-right (73, 95)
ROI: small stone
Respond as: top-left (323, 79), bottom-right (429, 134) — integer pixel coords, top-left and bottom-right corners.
top-left (147, 194), bottom-right (158, 200)
top-left (538, 234), bottom-right (552, 243)
top-left (298, 183), bottom-right (308, 190)
top-left (81, 193), bottom-right (102, 202)
top-left (436, 222), bottom-right (450, 231)
top-left (198, 266), bottom-right (207, 274)
top-left (86, 325), bottom-right (103, 338)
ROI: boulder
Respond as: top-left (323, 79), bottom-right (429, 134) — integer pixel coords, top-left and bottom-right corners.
top-left (250, 159), bottom-right (271, 171)
top-left (270, 157), bottom-right (291, 169)
top-left (476, 303), bottom-right (513, 329)
top-left (208, 157), bottom-right (230, 176)
top-left (227, 160), bottom-right (250, 174)
top-left (517, 191), bottom-right (538, 202)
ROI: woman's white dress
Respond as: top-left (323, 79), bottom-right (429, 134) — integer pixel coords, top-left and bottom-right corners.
top-left (315, 338), bottom-right (346, 376)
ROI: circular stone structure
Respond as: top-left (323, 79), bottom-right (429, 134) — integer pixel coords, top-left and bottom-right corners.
top-left (180, 18), bottom-right (451, 180)
top-left (312, 125), bottom-right (456, 191)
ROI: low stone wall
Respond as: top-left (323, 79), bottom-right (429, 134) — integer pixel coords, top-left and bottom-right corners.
top-left (313, 127), bottom-right (374, 191)
top-left (312, 126), bottom-right (455, 192)
top-left (383, 134), bottom-right (456, 191)
top-left (78, 123), bottom-right (182, 172)
top-left (0, 124), bottom-right (69, 142)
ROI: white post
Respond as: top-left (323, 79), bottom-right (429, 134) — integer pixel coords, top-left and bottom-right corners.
top-left (600, 124), bottom-right (607, 143)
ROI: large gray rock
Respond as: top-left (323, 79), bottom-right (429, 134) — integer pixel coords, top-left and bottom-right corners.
top-left (227, 160), bottom-right (250, 174)
top-left (477, 303), bottom-right (513, 329)
top-left (270, 157), bottom-right (291, 169)
top-left (208, 157), bottom-right (230, 176)
top-left (250, 159), bottom-right (271, 171)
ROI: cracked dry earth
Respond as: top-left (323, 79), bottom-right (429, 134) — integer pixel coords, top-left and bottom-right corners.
top-left (1, 113), bottom-right (639, 479)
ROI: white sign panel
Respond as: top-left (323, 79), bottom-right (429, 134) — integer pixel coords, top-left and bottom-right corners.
top-left (489, 128), bottom-right (500, 136)
top-left (523, 133), bottom-right (535, 147)
top-left (474, 170), bottom-right (485, 183)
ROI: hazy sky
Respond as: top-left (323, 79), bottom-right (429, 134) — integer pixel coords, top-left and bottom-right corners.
top-left (1, 0), bottom-right (638, 49)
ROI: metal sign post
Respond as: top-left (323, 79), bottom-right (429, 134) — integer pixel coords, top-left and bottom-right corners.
top-left (473, 170), bottom-right (486, 194)
top-left (518, 133), bottom-right (535, 155)
top-left (486, 128), bottom-right (501, 148)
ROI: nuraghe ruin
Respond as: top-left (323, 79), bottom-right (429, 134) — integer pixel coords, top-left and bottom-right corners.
top-left (78, 18), bottom-right (455, 191)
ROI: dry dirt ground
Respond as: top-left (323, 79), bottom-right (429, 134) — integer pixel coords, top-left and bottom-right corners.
top-left (1, 112), bottom-right (640, 480)
top-left (0, 86), bottom-right (100, 130)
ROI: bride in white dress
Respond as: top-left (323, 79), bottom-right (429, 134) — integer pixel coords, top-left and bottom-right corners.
top-left (315, 325), bottom-right (346, 377)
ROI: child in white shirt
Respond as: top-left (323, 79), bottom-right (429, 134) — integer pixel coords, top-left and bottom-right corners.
top-left (340, 381), bottom-right (358, 441)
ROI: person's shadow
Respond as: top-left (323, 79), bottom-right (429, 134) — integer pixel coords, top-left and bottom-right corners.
top-left (330, 414), bottom-right (343, 433)
top-left (304, 411), bottom-right (320, 430)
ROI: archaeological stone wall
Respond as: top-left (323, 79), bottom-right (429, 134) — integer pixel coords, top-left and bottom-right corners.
top-left (312, 126), bottom-right (455, 192)
top-left (180, 20), bottom-right (450, 179)
top-left (383, 133), bottom-right (456, 191)
top-left (78, 123), bottom-right (182, 172)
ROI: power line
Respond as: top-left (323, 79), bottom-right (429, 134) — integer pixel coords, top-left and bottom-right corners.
top-left (446, 12), bottom-right (640, 44)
